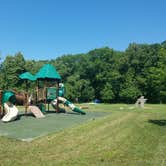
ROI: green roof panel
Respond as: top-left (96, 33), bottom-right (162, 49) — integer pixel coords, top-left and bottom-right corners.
top-left (19, 72), bottom-right (36, 81)
top-left (35, 64), bottom-right (61, 80)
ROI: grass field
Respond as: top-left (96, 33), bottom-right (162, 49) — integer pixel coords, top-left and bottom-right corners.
top-left (0, 104), bottom-right (166, 165)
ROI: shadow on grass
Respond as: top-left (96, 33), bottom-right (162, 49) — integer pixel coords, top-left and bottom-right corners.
top-left (18, 113), bottom-right (36, 119)
top-left (15, 109), bottom-right (82, 122)
top-left (1, 114), bottom-right (35, 123)
top-left (148, 119), bottom-right (166, 126)
top-left (45, 110), bottom-right (81, 115)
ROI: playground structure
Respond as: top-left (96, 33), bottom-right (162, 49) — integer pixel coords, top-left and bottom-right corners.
top-left (0, 64), bottom-right (86, 122)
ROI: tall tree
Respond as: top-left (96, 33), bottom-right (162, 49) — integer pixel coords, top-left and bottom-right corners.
top-left (1, 52), bottom-right (25, 90)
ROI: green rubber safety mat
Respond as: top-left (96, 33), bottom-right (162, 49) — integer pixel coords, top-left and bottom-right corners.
top-left (0, 111), bottom-right (110, 141)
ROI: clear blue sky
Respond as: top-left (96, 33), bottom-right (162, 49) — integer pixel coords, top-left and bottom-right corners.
top-left (0, 0), bottom-right (166, 60)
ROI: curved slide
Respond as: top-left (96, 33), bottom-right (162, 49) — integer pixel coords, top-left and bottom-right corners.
top-left (2, 103), bottom-right (19, 122)
top-left (52, 97), bottom-right (86, 115)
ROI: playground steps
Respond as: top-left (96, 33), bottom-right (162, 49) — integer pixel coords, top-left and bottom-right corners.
top-left (27, 106), bottom-right (45, 118)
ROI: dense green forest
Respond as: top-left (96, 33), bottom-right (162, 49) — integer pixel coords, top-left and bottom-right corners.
top-left (0, 41), bottom-right (166, 103)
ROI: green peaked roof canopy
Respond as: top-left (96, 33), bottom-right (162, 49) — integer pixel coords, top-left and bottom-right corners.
top-left (19, 72), bottom-right (36, 81)
top-left (35, 64), bottom-right (61, 80)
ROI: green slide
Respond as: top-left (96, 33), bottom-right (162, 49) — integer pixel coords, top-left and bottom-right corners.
top-left (51, 97), bottom-right (86, 115)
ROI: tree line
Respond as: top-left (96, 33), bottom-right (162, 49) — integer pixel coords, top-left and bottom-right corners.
top-left (0, 41), bottom-right (166, 103)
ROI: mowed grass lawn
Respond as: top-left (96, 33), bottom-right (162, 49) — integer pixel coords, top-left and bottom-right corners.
top-left (0, 104), bottom-right (166, 165)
